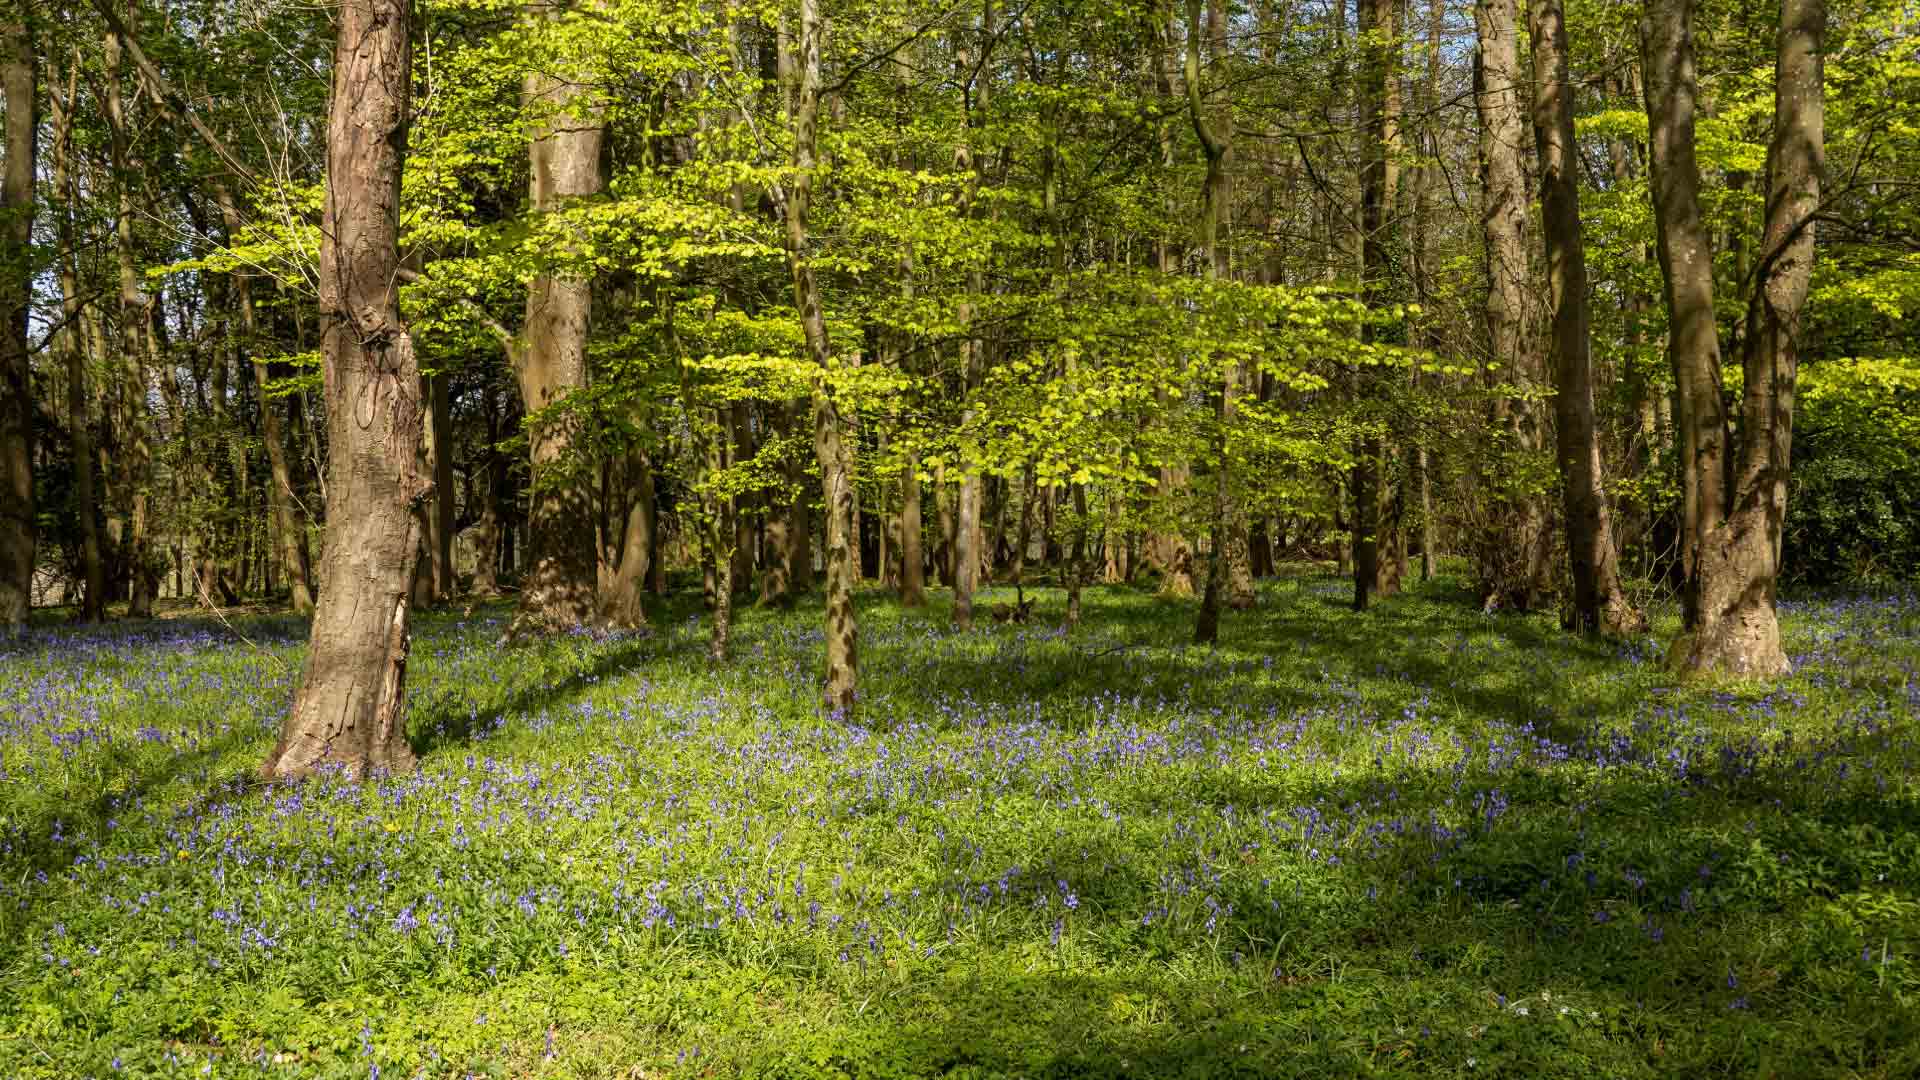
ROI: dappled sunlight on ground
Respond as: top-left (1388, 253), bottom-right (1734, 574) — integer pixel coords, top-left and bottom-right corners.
top-left (2, 573), bottom-right (1917, 1077)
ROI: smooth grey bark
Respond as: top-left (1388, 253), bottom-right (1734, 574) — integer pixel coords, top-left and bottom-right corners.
top-left (514, 28), bottom-right (607, 631)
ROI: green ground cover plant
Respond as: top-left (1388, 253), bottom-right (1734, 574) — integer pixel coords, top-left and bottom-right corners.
top-left (3, 569), bottom-right (1918, 1078)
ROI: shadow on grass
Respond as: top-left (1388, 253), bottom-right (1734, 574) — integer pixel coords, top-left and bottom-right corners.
top-left (852, 573), bottom-right (1641, 742)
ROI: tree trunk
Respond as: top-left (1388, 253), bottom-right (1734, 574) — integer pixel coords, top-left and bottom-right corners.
top-left (1351, 0), bottom-right (1394, 612)
top-left (760, 403), bottom-right (794, 607)
top-left (264, 0), bottom-right (425, 780)
top-left (427, 370), bottom-right (454, 599)
top-left (876, 428), bottom-right (893, 587)
top-left (1644, 0), bottom-right (1727, 654)
top-left (471, 384), bottom-right (506, 598)
top-left (1530, 0), bottom-right (1640, 636)
top-left (50, 69), bottom-right (104, 621)
top-left (729, 401), bottom-right (756, 593)
top-left (1012, 467), bottom-right (1034, 586)
top-left (898, 451), bottom-right (925, 605)
top-left (601, 442), bottom-right (654, 628)
top-left (1643, 0), bottom-right (1818, 676)
top-left (986, 475), bottom-right (1009, 580)
top-left (0, 5), bottom-right (30, 630)
top-left (953, 454), bottom-right (982, 628)
top-left (409, 371), bottom-right (440, 610)
top-left (685, 380), bottom-right (734, 655)
top-left (951, 0), bottom-right (998, 628)
top-left (933, 463), bottom-right (954, 587)
top-left (217, 186), bottom-right (316, 613)
top-left (1066, 482), bottom-right (1088, 626)
top-left (1334, 478), bottom-right (1351, 575)
top-left (103, 30), bottom-right (159, 619)
top-left (1471, 0), bottom-right (1552, 611)
top-left (708, 428), bottom-right (734, 660)
top-left (785, 0), bottom-right (857, 716)
top-left (1153, 466), bottom-right (1196, 595)
top-left (1746, 0), bottom-right (1822, 579)
top-left (1414, 0), bottom-right (1443, 584)
top-left (514, 40), bottom-right (606, 631)
top-left (1185, 0), bottom-right (1242, 642)
top-left (788, 398), bottom-right (815, 593)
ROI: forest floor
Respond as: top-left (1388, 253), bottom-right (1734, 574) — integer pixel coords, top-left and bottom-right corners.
top-left (2, 567), bottom-right (1918, 1079)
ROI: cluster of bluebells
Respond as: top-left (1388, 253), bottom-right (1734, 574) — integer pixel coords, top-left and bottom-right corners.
top-left (0, 589), bottom-right (1916, 1073)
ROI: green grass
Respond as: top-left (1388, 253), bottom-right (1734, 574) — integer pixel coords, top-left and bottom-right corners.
top-left (3, 567), bottom-right (1918, 1078)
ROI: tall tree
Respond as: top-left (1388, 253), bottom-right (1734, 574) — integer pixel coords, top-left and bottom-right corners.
top-left (1352, 0), bottom-right (1394, 611)
top-left (102, 23), bottom-right (158, 618)
top-left (263, 0), bottom-right (426, 779)
top-left (781, 0), bottom-right (858, 715)
top-left (1471, 0), bottom-right (1552, 611)
top-left (600, 439), bottom-right (654, 627)
top-left (1529, 0), bottom-right (1640, 635)
top-left (215, 184), bottom-right (316, 613)
top-left (1745, 0), bottom-right (1823, 574)
top-left (951, 0), bottom-right (996, 631)
top-left (514, 12), bottom-right (608, 631)
top-left (50, 58), bottom-right (106, 621)
top-left (1188, 0), bottom-right (1239, 643)
top-left (1643, 0), bottom-right (1822, 675)
top-left (0, 0), bottom-right (34, 630)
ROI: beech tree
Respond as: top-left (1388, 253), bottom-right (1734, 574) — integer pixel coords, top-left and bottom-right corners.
top-left (2, 0), bottom-right (1908, 705)
top-left (1643, 0), bottom-right (1825, 675)
top-left (1470, 0), bottom-right (1550, 613)
top-left (513, 4), bottom-right (608, 632)
top-left (779, 0), bottom-right (858, 715)
top-left (1529, 0), bottom-right (1639, 636)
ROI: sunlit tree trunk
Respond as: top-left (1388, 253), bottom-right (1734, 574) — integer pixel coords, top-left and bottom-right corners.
top-left (1188, 0), bottom-right (1239, 643)
top-left (933, 462), bottom-right (955, 587)
top-left (1747, 0), bottom-right (1823, 581)
top-left (899, 452), bottom-right (926, 605)
top-left (1643, 0), bottom-right (1819, 676)
top-left (1148, 9), bottom-right (1195, 599)
top-left (951, 0), bottom-right (996, 630)
top-left (782, 0), bottom-right (858, 715)
top-left (514, 27), bottom-right (607, 631)
top-left (1412, 0), bottom-right (1443, 583)
top-left (601, 441), bottom-right (654, 628)
top-left (1530, 0), bottom-right (1640, 635)
top-left (264, 0), bottom-right (425, 780)
top-left (1470, 0), bottom-right (1552, 611)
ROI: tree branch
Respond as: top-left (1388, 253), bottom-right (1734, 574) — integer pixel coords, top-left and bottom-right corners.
top-left (89, 0), bottom-right (261, 185)
top-left (394, 267), bottom-right (518, 353)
